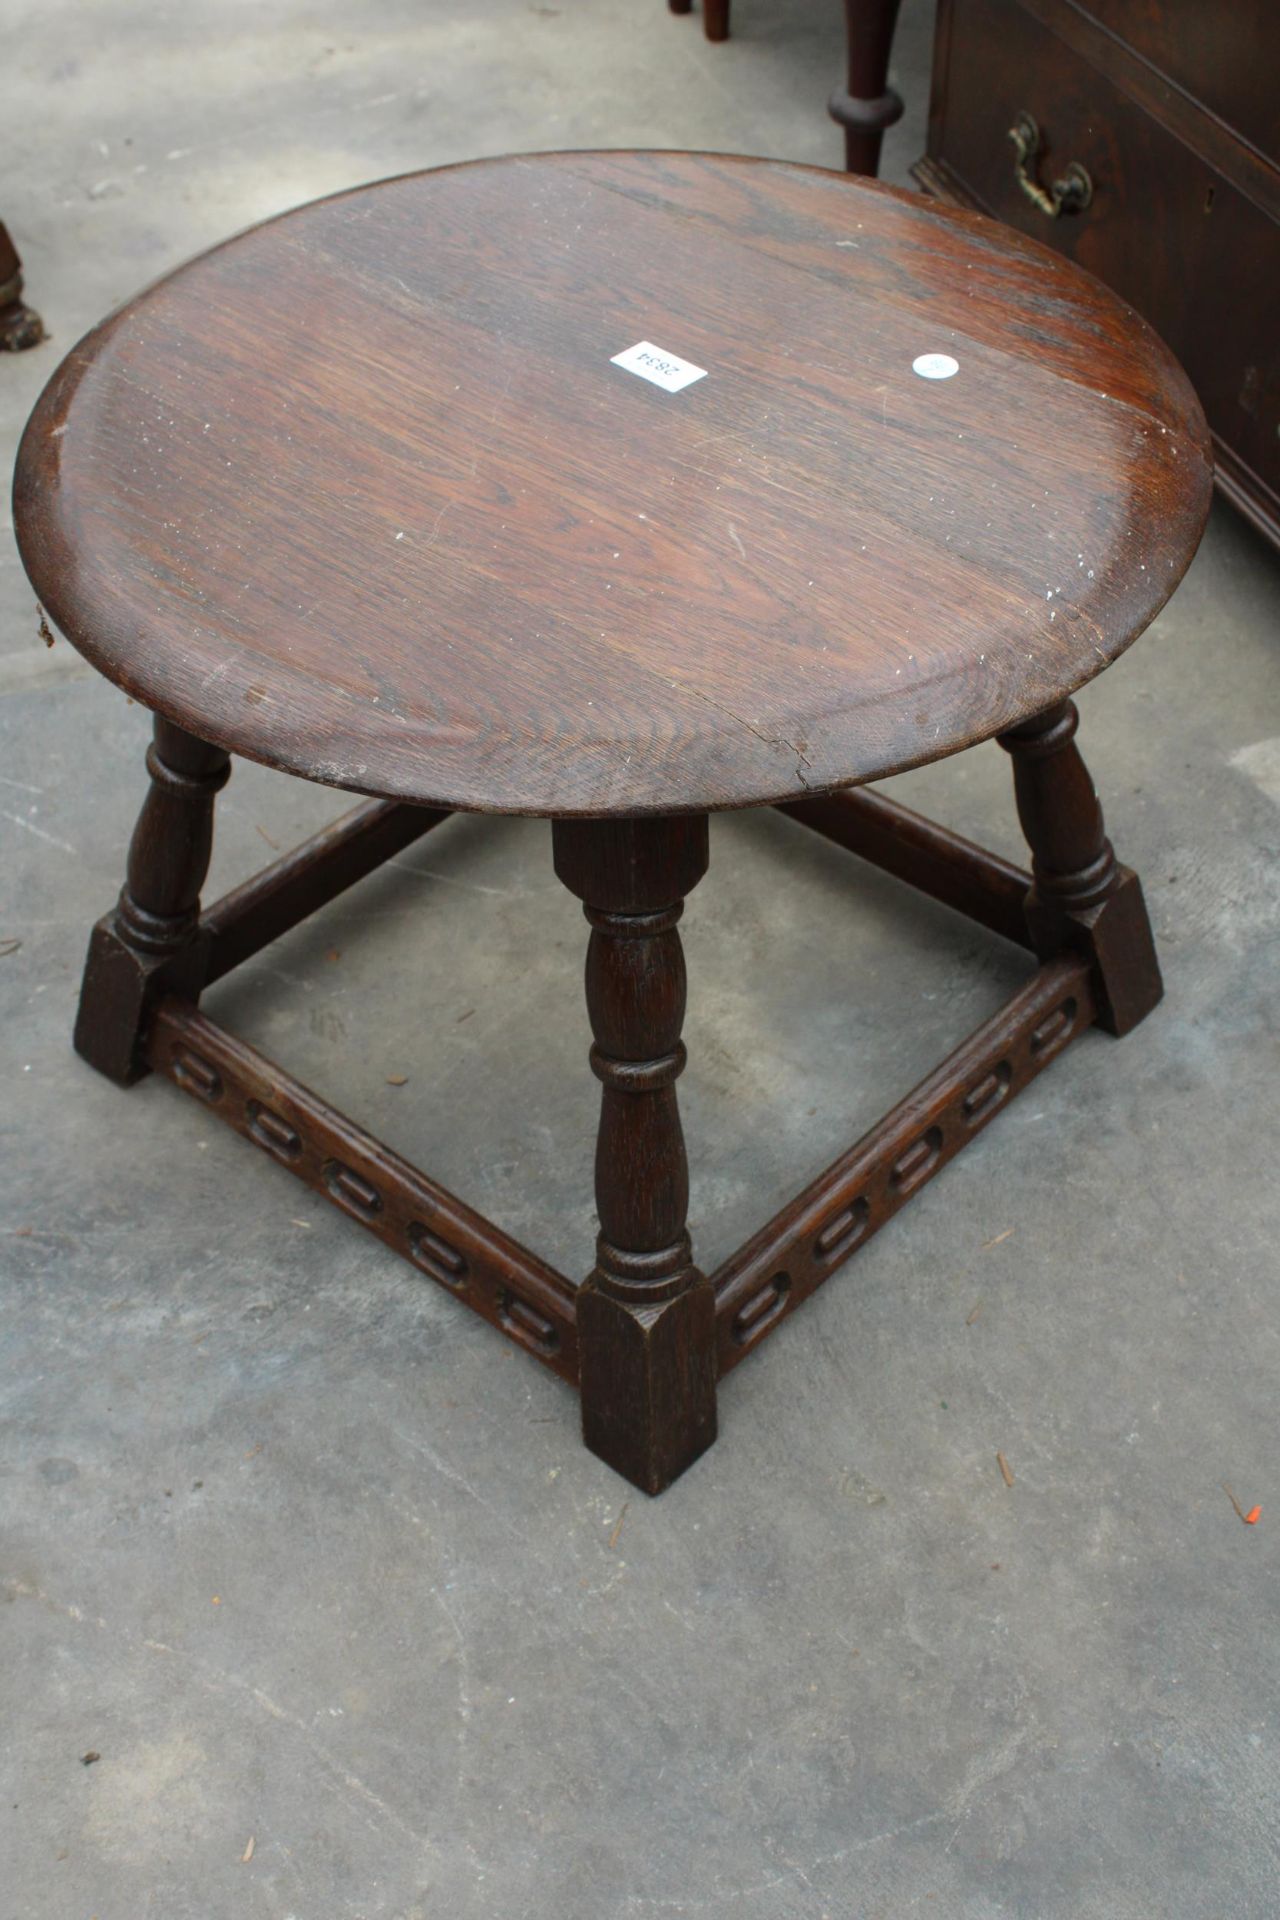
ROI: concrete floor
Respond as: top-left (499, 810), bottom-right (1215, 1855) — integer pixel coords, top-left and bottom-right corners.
top-left (3, 3), bottom-right (1279, 1915)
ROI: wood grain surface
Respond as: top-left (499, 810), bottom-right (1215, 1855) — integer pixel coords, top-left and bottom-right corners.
top-left (14, 151), bottom-right (1212, 816)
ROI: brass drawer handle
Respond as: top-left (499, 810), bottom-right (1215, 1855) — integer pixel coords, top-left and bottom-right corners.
top-left (1008, 112), bottom-right (1093, 217)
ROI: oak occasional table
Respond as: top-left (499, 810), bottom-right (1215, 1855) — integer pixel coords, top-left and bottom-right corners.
top-left (14, 152), bottom-right (1212, 1494)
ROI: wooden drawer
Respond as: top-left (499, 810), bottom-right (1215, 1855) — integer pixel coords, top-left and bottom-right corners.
top-left (918, 0), bottom-right (1280, 542)
top-left (1084, 1), bottom-right (1279, 160)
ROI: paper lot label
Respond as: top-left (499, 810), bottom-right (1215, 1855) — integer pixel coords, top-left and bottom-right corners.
top-left (610, 341), bottom-right (708, 394)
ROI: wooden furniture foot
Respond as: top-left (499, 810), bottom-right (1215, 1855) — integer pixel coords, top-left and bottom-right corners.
top-left (0, 221), bottom-right (45, 352)
top-left (830, 0), bottom-right (905, 176)
top-left (75, 718), bottom-right (230, 1085)
top-left (554, 817), bottom-right (718, 1494)
top-left (999, 700), bottom-right (1162, 1036)
top-left (667, 0), bottom-right (728, 38)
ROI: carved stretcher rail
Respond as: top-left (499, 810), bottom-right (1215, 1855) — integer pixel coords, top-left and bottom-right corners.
top-left (778, 789), bottom-right (1036, 949)
top-left (711, 955), bottom-right (1095, 1373)
top-left (146, 998), bottom-right (581, 1384)
top-left (203, 799), bottom-right (449, 984)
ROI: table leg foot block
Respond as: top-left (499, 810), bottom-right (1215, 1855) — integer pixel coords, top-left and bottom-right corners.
top-left (578, 1273), bottom-right (718, 1494)
top-left (1027, 865), bottom-right (1161, 1038)
top-left (75, 917), bottom-right (210, 1086)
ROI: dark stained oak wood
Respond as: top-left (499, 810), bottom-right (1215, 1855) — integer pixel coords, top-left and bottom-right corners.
top-left (712, 953), bottom-right (1095, 1371)
top-left (107, 741), bottom-right (1155, 1492)
top-left (33, 150), bottom-right (1210, 1492)
top-left (553, 816), bottom-right (717, 1493)
top-left (15, 151), bottom-right (1211, 818)
top-left (75, 716), bottom-right (230, 1084)
top-left (999, 697), bottom-right (1161, 1035)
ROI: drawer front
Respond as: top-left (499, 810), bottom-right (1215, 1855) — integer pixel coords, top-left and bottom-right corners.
top-left (926, 0), bottom-right (1280, 528)
top-left (1084, 1), bottom-right (1280, 161)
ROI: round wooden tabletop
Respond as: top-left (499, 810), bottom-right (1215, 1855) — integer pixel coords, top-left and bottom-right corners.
top-left (15, 152), bottom-right (1212, 817)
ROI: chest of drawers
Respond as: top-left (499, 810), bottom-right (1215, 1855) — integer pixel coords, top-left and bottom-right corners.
top-left (916, 0), bottom-right (1280, 546)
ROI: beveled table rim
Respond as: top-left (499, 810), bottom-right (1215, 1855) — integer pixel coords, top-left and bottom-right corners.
top-left (13, 148), bottom-right (1213, 818)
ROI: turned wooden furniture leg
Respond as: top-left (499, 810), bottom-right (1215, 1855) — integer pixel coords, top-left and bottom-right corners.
top-left (667, 0), bottom-right (727, 40)
top-left (76, 717), bottom-right (231, 1084)
top-left (999, 699), bottom-right (1161, 1037)
top-left (0, 220), bottom-right (45, 352)
top-left (831, 0), bottom-right (905, 176)
top-left (553, 816), bottom-right (717, 1493)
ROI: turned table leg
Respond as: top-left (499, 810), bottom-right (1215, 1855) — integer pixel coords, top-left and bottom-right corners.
top-left (999, 699), bottom-right (1161, 1036)
top-left (553, 816), bottom-right (717, 1493)
top-left (76, 716), bottom-right (231, 1084)
top-left (830, 0), bottom-right (905, 177)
